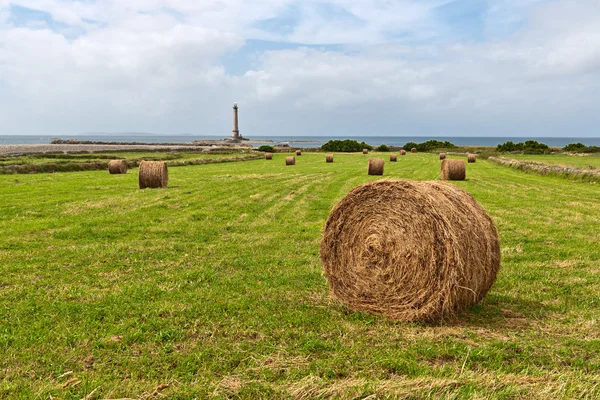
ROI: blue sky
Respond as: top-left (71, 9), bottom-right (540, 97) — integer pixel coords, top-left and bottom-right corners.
top-left (1, 0), bottom-right (599, 137)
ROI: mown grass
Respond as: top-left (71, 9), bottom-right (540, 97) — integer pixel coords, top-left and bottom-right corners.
top-left (500, 153), bottom-right (600, 170)
top-left (0, 153), bottom-right (599, 399)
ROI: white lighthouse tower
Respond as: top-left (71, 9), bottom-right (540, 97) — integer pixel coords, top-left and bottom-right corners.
top-left (231, 102), bottom-right (241, 140)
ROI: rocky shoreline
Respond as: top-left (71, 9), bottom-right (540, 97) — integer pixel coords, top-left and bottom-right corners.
top-left (0, 142), bottom-right (253, 156)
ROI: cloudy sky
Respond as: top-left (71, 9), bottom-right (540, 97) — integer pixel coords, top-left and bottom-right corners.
top-left (0, 0), bottom-right (599, 137)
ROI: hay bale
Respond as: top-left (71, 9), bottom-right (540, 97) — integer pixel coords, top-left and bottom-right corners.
top-left (138, 161), bottom-right (168, 189)
top-left (326, 154), bottom-right (334, 163)
top-left (265, 153), bottom-right (273, 160)
top-left (440, 153), bottom-right (446, 160)
top-left (368, 158), bottom-right (384, 176)
top-left (411, 148), bottom-right (417, 153)
top-left (468, 154), bottom-right (477, 163)
top-left (441, 159), bottom-right (466, 181)
top-left (363, 149), bottom-right (369, 154)
top-left (319, 180), bottom-right (500, 322)
top-left (390, 154), bottom-right (397, 162)
top-left (400, 150), bottom-right (407, 156)
top-left (108, 160), bottom-right (128, 174)
top-left (296, 150), bottom-right (302, 156)
top-left (286, 156), bottom-right (296, 166)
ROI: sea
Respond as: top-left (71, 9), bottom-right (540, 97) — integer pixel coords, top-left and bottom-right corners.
top-left (1, 134), bottom-right (600, 148)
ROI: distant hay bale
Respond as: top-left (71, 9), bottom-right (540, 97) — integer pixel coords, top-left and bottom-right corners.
top-left (286, 156), bottom-right (296, 166)
top-left (296, 150), bottom-right (302, 156)
top-left (138, 161), bottom-right (168, 189)
top-left (326, 154), bottom-right (334, 163)
top-left (468, 154), bottom-right (477, 163)
top-left (390, 154), bottom-right (397, 162)
top-left (400, 150), bottom-right (407, 156)
top-left (108, 160), bottom-right (127, 174)
top-left (319, 179), bottom-right (500, 322)
top-left (368, 158), bottom-right (384, 176)
top-left (440, 153), bottom-right (446, 160)
top-left (441, 159), bottom-right (466, 181)
top-left (265, 153), bottom-right (273, 160)
top-left (363, 149), bottom-right (369, 154)
top-left (411, 148), bottom-right (417, 153)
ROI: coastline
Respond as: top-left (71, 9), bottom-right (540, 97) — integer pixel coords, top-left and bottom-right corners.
top-left (0, 143), bottom-right (251, 156)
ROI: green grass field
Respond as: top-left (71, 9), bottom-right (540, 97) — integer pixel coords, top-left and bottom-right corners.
top-left (1, 153), bottom-right (599, 399)
top-left (501, 153), bottom-right (600, 170)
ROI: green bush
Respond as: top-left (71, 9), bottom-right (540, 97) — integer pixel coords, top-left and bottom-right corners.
top-left (563, 143), bottom-right (600, 153)
top-left (402, 140), bottom-right (456, 152)
top-left (321, 140), bottom-right (373, 152)
top-left (257, 145), bottom-right (275, 153)
top-left (497, 140), bottom-right (549, 153)
top-left (375, 144), bottom-right (390, 152)
top-left (563, 143), bottom-right (587, 152)
top-left (403, 142), bottom-right (418, 151)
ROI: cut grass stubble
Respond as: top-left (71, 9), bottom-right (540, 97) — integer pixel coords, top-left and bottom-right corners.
top-left (0, 152), bottom-right (599, 399)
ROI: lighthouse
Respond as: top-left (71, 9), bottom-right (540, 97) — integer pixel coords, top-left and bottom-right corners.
top-left (231, 102), bottom-right (241, 139)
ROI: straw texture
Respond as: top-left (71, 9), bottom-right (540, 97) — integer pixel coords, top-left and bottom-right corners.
top-left (368, 158), bottom-right (384, 175)
top-left (441, 160), bottom-right (466, 181)
top-left (108, 160), bottom-right (127, 174)
top-left (138, 161), bottom-right (168, 189)
top-left (319, 180), bottom-right (500, 321)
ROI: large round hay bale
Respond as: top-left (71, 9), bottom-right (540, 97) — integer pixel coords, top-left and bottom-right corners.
top-left (286, 156), bottom-right (296, 166)
top-left (411, 148), bottom-right (417, 153)
top-left (440, 153), bottom-right (446, 160)
top-left (319, 180), bottom-right (500, 322)
top-left (368, 158), bottom-right (384, 176)
top-left (468, 154), bottom-right (477, 163)
top-left (390, 154), bottom-right (397, 162)
top-left (326, 154), bottom-right (334, 163)
top-left (363, 149), bottom-right (369, 154)
top-left (138, 161), bottom-right (168, 189)
top-left (400, 150), bottom-right (407, 156)
top-left (108, 160), bottom-right (128, 174)
top-left (296, 150), bottom-right (302, 156)
top-left (441, 159), bottom-right (466, 181)
top-left (265, 153), bottom-right (273, 160)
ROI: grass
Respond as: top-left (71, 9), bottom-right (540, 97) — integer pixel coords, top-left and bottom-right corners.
top-left (1, 152), bottom-right (599, 399)
top-left (0, 151), bottom-right (259, 175)
top-left (500, 153), bottom-right (600, 170)
top-left (0, 151), bottom-right (250, 167)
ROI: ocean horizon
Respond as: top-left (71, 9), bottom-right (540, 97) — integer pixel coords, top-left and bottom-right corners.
top-left (1, 134), bottom-right (599, 148)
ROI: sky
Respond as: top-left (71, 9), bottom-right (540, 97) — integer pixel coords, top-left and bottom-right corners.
top-left (0, 0), bottom-right (599, 137)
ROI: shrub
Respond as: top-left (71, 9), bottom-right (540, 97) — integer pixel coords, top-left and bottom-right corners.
top-left (403, 142), bottom-right (418, 151)
top-left (322, 140), bottom-right (373, 152)
top-left (376, 144), bottom-right (390, 152)
top-left (563, 143), bottom-right (586, 152)
top-left (497, 140), bottom-right (549, 153)
top-left (402, 140), bottom-right (456, 152)
top-left (258, 145), bottom-right (275, 153)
